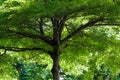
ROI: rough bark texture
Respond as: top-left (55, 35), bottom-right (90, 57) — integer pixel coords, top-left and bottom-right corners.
top-left (50, 16), bottom-right (66, 80)
top-left (50, 17), bottom-right (61, 80)
top-left (51, 47), bottom-right (60, 80)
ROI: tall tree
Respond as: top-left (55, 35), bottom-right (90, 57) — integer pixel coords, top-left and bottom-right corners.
top-left (0, 0), bottom-right (120, 80)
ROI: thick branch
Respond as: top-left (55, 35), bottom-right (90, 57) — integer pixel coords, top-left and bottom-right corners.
top-left (59, 16), bottom-right (67, 38)
top-left (51, 16), bottom-right (66, 43)
top-left (8, 30), bottom-right (53, 46)
top-left (51, 17), bottom-right (59, 41)
top-left (61, 18), bottom-right (104, 44)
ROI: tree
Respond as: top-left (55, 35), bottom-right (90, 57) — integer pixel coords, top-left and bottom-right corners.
top-left (0, 0), bottom-right (120, 80)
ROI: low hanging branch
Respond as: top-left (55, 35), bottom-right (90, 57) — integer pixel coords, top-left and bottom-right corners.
top-left (0, 46), bottom-right (50, 53)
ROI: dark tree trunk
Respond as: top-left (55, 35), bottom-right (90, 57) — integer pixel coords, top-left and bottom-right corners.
top-left (50, 16), bottom-right (66, 80)
top-left (50, 34), bottom-right (60, 80)
top-left (51, 47), bottom-right (60, 80)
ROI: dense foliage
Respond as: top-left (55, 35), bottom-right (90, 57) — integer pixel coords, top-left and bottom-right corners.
top-left (0, 0), bottom-right (120, 80)
top-left (0, 27), bottom-right (120, 79)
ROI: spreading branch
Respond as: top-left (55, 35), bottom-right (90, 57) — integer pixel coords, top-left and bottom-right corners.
top-left (8, 30), bottom-right (53, 46)
top-left (59, 16), bottom-right (67, 38)
top-left (61, 17), bottom-right (104, 44)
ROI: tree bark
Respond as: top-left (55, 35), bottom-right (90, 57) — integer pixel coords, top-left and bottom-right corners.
top-left (51, 46), bottom-right (60, 80)
top-left (50, 16), bottom-right (66, 80)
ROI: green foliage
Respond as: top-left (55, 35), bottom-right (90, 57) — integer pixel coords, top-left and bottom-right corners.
top-left (93, 64), bottom-right (120, 80)
top-left (13, 58), bottom-right (52, 80)
top-left (0, 0), bottom-right (120, 80)
top-left (0, 54), bottom-right (17, 79)
top-left (93, 64), bottom-right (112, 80)
top-left (60, 26), bottom-right (120, 79)
top-left (0, 28), bottom-right (120, 79)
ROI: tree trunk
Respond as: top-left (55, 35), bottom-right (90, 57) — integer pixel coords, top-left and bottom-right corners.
top-left (50, 16), bottom-right (66, 80)
top-left (51, 46), bottom-right (60, 80)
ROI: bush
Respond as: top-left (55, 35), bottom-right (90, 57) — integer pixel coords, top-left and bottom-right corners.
top-left (13, 58), bottom-right (52, 80)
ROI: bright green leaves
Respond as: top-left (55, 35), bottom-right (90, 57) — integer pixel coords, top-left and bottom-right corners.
top-left (3, 1), bottom-right (23, 8)
top-left (0, 0), bottom-right (120, 30)
top-left (60, 26), bottom-right (120, 78)
top-left (0, 0), bottom-right (25, 12)
top-left (0, 0), bottom-right (120, 79)
top-left (11, 0), bottom-right (115, 17)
